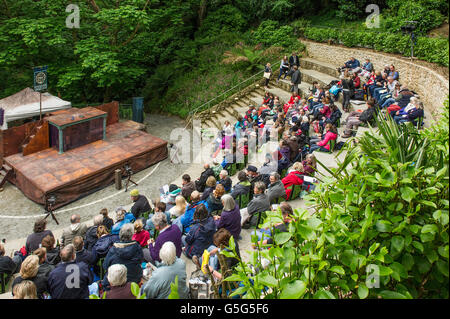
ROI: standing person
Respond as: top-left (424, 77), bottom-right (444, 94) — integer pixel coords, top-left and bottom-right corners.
top-left (263, 63), bottom-right (272, 89)
top-left (289, 52), bottom-right (300, 69)
top-left (25, 219), bottom-right (54, 255)
top-left (340, 73), bottom-right (354, 112)
top-left (60, 214), bottom-right (88, 248)
top-left (290, 65), bottom-right (301, 94)
top-left (130, 189), bottom-right (151, 220)
top-left (277, 56), bottom-right (290, 82)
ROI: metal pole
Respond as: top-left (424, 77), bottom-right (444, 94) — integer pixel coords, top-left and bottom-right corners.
top-left (39, 91), bottom-right (42, 120)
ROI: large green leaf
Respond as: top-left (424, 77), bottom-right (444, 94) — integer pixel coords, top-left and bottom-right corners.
top-left (279, 280), bottom-right (307, 299)
top-left (357, 283), bottom-right (369, 299)
top-left (329, 266), bottom-right (345, 276)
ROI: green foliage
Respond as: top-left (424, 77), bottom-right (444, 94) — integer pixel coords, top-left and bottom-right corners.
top-left (197, 5), bottom-right (247, 37)
top-left (302, 27), bottom-right (449, 66)
top-left (168, 275), bottom-right (180, 299)
top-left (228, 100), bottom-right (449, 299)
top-left (251, 20), bottom-right (300, 50)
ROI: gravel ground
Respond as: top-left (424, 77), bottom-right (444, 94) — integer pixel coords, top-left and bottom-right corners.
top-left (0, 114), bottom-right (197, 242)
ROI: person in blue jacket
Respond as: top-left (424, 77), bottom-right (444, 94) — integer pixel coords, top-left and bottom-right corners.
top-left (173, 191), bottom-right (208, 234)
top-left (111, 207), bottom-right (135, 235)
top-left (184, 204), bottom-right (216, 261)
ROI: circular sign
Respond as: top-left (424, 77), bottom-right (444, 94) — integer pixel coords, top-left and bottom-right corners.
top-left (35, 72), bottom-right (47, 85)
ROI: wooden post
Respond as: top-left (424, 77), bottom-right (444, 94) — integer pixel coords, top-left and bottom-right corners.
top-left (115, 169), bottom-right (122, 190)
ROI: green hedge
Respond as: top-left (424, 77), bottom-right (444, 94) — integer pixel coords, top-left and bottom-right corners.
top-left (300, 27), bottom-right (449, 67)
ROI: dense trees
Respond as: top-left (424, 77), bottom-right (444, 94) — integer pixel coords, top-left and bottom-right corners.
top-left (0, 0), bottom-right (448, 116)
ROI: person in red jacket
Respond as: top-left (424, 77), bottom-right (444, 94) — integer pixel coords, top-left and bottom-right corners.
top-left (132, 219), bottom-right (150, 248)
top-left (281, 162), bottom-right (305, 200)
top-left (352, 72), bottom-right (361, 89)
top-left (309, 123), bottom-right (338, 153)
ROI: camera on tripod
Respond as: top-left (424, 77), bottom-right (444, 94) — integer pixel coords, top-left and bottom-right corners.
top-left (400, 21), bottom-right (417, 34)
top-left (124, 164), bottom-right (133, 175)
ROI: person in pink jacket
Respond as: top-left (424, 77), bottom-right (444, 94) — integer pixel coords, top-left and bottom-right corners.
top-left (309, 123), bottom-right (337, 153)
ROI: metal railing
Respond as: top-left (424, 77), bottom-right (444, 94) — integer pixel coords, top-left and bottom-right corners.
top-left (185, 58), bottom-right (281, 127)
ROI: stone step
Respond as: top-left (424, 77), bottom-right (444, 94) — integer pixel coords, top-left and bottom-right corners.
top-left (300, 58), bottom-right (340, 79)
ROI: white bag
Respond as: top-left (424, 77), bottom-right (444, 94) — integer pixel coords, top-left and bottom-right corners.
top-left (263, 72), bottom-right (271, 79)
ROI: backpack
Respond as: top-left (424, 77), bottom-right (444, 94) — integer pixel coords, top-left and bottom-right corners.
top-left (353, 89), bottom-right (365, 101)
top-left (334, 141), bottom-right (345, 151)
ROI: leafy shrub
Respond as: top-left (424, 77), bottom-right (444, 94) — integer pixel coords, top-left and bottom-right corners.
top-left (197, 5), bottom-right (247, 38)
top-left (251, 20), bottom-right (300, 50)
top-left (302, 27), bottom-right (449, 66)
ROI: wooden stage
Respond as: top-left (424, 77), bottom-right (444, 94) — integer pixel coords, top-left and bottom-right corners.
top-left (4, 120), bottom-right (168, 208)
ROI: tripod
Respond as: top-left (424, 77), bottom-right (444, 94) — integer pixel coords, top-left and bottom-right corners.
top-left (44, 196), bottom-right (59, 225)
top-left (124, 165), bottom-right (138, 192)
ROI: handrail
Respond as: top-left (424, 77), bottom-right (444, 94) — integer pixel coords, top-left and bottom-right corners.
top-left (186, 58), bottom-right (281, 126)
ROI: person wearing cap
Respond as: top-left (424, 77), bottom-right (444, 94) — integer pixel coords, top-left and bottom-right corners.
top-left (130, 189), bottom-right (151, 220)
top-left (246, 165), bottom-right (270, 195)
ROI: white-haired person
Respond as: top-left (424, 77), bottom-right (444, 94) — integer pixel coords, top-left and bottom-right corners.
top-left (141, 241), bottom-right (189, 299)
top-left (105, 264), bottom-right (135, 299)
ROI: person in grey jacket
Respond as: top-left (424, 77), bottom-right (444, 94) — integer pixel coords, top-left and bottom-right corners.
top-left (267, 172), bottom-right (287, 202)
top-left (60, 214), bottom-right (87, 248)
top-left (290, 65), bottom-right (302, 94)
top-left (242, 182), bottom-right (271, 228)
top-left (141, 241), bottom-right (189, 299)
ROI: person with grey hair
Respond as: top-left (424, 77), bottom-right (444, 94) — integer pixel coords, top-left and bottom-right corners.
top-left (48, 244), bottom-right (93, 299)
top-left (218, 169), bottom-right (232, 192)
top-left (148, 212), bottom-right (182, 264)
top-left (267, 172), bottom-right (287, 203)
top-left (84, 214), bottom-right (104, 251)
top-left (105, 264), bottom-right (134, 299)
top-left (214, 194), bottom-right (241, 239)
top-left (141, 242), bottom-right (189, 299)
top-left (241, 181), bottom-right (270, 228)
top-left (103, 223), bottom-right (143, 288)
top-left (111, 206), bottom-right (136, 235)
top-left (60, 214), bottom-right (87, 248)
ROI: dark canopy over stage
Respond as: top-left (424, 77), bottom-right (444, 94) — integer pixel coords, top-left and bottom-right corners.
top-left (3, 106), bottom-right (168, 208)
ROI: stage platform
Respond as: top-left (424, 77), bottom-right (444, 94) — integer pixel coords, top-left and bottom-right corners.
top-left (4, 120), bottom-right (168, 208)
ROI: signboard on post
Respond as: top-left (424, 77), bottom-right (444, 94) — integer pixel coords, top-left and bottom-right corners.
top-left (33, 66), bottom-right (48, 120)
top-left (33, 66), bottom-right (48, 92)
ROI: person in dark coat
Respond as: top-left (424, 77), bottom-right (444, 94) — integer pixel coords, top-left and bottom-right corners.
top-left (48, 244), bottom-right (93, 299)
top-left (0, 243), bottom-right (22, 282)
top-left (230, 171), bottom-right (251, 199)
top-left (243, 181), bottom-right (271, 228)
top-left (267, 172), bottom-right (287, 202)
top-left (73, 236), bottom-right (96, 267)
top-left (84, 215), bottom-right (104, 251)
top-left (184, 204), bottom-right (217, 260)
top-left (25, 219), bottom-right (53, 255)
top-left (288, 52), bottom-right (300, 69)
top-left (206, 184), bottom-right (225, 213)
top-left (130, 189), bottom-right (151, 219)
top-left (105, 264), bottom-right (135, 299)
top-left (103, 224), bottom-right (144, 285)
top-left (214, 194), bottom-right (241, 240)
top-left (33, 248), bottom-right (54, 280)
top-left (181, 174), bottom-right (196, 200)
top-left (218, 170), bottom-right (232, 193)
top-left (41, 234), bottom-right (60, 266)
top-left (100, 208), bottom-right (114, 231)
top-left (290, 65), bottom-right (302, 94)
top-left (92, 225), bottom-right (119, 262)
top-left (12, 255), bottom-right (48, 299)
top-left (201, 175), bottom-right (217, 201)
top-left (195, 164), bottom-right (215, 192)
top-left (148, 212), bottom-right (182, 264)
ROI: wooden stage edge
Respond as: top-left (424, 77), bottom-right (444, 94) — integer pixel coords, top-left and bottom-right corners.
top-left (4, 121), bottom-right (168, 209)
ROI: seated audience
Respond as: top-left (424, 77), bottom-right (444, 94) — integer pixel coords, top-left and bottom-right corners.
top-left (48, 244), bottom-right (92, 299)
top-left (195, 163), bottom-right (215, 192)
top-left (230, 171), bottom-right (251, 199)
top-left (169, 195), bottom-right (188, 218)
top-left (12, 255), bottom-right (48, 299)
top-left (132, 219), bottom-right (150, 248)
top-left (60, 214), bottom-right (87, 248)
top-left (130, 189), bottom-right (151, 219)
top-left (241, 181), bottom-right (271, 228)
top-left (267, 172), bottom-right (287, 202)
top-left (176, 191), bottom-right (208, 234)
top-left (33, 248), bottom-right (54, 279)
top-left (73, 236), bottom-right (96, 267)
top-left (148, 212), bottom-right (182, 264)
top-left (341, 99), bottom-right (376, 138)
top-left (218, 170), bottom-right (232, 193)
top-left (184, 204), bottom-right (216, 261)
top-left (111, 207), bottom-right (135, 235)
top-left (141, 242), bottom-right (189, 299)
top-left (92, 225), bottom-right (119, 262)
top-left (25, 219), bottom-right (53, 255)
top-left (207, 184), bottom-right (225, 213)
top-left (41, 234), bottom-right (60, 266)
top-left (181, 174), bottom-right (196, 200)
top-left (254, 202), bottom-right (293, 247)
top-left (201, 176), bottom-right (217, 201)
top-left (0, 242), bottom-right (22, 280)
top-left (105, 264), bottom-right (135, 299)
top-left (103, 224), bottom-right (144, 285)
top-left (12, 280), bottom-right (37, 299)
top-left (282, 162), bottom-right (305, 200)
top-left (214, 194), bottom-right (241, 240)
top-left (84, 214), bottom-right (104, 252)
top-left (309, 123), bottom-right (338, 153)
top-left (100, 208), bottom-right (114, 231)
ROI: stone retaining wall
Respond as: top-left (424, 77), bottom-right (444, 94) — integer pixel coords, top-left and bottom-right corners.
top-left (302, 40), bottom-right (449, 118)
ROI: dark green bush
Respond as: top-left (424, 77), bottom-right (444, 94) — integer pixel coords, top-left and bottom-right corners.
top-left (302, 27), bottom-right (449, 67)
